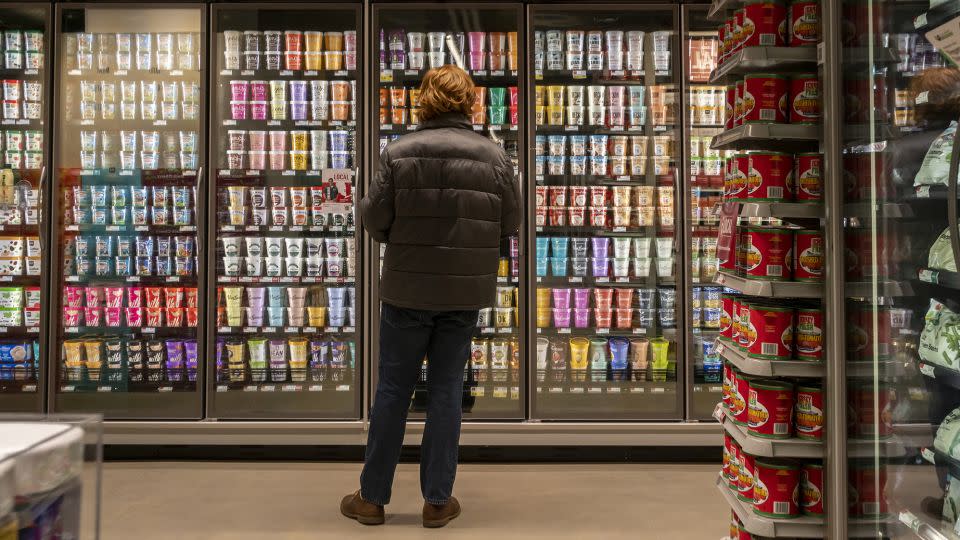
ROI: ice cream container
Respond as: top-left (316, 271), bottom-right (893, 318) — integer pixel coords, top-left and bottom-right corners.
top-left (742, 73), bottom-right (788, 124)
top-left (753, 459), bottom-right (800, 517)
top-left (743, 227), bottom-right (792, 280)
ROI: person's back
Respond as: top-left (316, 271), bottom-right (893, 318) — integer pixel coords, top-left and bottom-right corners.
top-left (341, 64), bottom-right (521, 528)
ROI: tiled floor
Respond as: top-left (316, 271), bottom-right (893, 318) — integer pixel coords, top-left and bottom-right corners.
top-left (86, 461), bottom-right (726, 539)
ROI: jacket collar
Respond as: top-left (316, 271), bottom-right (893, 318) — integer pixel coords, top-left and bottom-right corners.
top-left (416, 112), bottom-right (471, 132)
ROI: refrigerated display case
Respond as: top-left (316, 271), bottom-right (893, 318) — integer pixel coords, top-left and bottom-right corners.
top-left (684, 4), bottom-right (725, 421)
top-left (371, 2), bottom-right (525, 420)
top-left (528, 5), bottom-right (683, 420)
top-left (51, 5), bottom-right (206, 418)
top-left (208, 4), bottom-right (361, 419)
top-left (0, 5), bottom-right (50, 413)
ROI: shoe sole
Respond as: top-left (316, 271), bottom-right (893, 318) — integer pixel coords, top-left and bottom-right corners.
top-left (423, 508), bottom-right (461, 528)
top-left (341, 506), bottom-right (385, 525)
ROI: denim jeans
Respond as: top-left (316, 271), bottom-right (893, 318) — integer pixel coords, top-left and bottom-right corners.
top-left (360, 302), bottom-right (479, 506)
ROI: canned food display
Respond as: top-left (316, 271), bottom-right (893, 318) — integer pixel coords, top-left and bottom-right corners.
top-left (746, 152), bottom-right (794, 202)
top-left (746, 304), bottom-right (794, 360)
top-left (790, 0), bottom-right (821, 46)
top-left (795, 383), bottom-right (823, 440)
top-left (794, 306), bottom-right (823, 360)
top-left (793, 230), bottom-right (823, 282)
top-left (800, 462), bottom-right (824, 515)
top-left (794, 152), bottom-right (823, 202)
top-left (789, 74), bottom-right (820, 124)
top-left (741, 74), bottom-right (788, 124)
top-left (752, 459), bottom-right (801, 517)
top-left (743, 227), bottom-right (792, 281)
top-left (741, 1), bottom-right (788, 48)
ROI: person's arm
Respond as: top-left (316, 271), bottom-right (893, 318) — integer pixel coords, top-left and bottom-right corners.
top-left (360, 149), bottom-right (395, 243)
top-left (496, 152), bottom-right (522, 238)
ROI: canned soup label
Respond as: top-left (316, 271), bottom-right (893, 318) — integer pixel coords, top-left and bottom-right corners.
top-left (795, 309), bottom-right (823, 359)
top-left (795, 386), bottom-right (823, 439)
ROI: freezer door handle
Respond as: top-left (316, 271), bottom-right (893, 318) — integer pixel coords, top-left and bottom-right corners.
top-left (37, 165), bottom-right (46, 252)
top-left (195, 167), bottom-right (205, 255)
top-left (949, 123), bottom-right (960, 272)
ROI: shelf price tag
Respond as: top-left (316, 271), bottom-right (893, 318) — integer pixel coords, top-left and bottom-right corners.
top-left (919, 269), bottom-right (939, 284)
top-left (921, 447), bottom-right (937, 464)
top-left (920, 362), bottom-right (937, 379)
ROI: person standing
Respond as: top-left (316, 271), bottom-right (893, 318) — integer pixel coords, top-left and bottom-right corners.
top-left (340, 64), bottom-right (521, 528)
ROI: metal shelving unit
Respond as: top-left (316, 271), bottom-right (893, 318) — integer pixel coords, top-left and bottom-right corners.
top-left (709, 47), bottom-right (817, 83)
top-left (715, 271), bottom-right (823, 298)
top-left (710, 124), bottom-right (821, 151)
top-left (716, 340), bottom-right (824, 378)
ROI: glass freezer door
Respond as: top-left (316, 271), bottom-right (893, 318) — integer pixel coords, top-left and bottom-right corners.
top-left (51, 5), bottom-right (206, 418)
top-left (684, 5), bottom-right (725, 421)
top-left (0, 4), bottom-right (50, 413)
top-left (208, 4), bottom-right (361, 419)
top-left (529, 6), bottom-right (683, 420)
top-left (372, 3), bottom-right (525, 419)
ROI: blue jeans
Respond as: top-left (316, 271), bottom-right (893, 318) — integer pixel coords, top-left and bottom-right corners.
top-left (360, 302), bottom-right (478, 506)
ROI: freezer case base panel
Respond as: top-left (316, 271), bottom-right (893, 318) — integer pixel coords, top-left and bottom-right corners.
top-left (0, 392), bottom-right (43, 413)
top-left (54, 392), bottom-right (202, 419)
top-left (209, 390), bottom-right (359, 420)
top-left (534, 382), bottom-right (682, 420)
top-left (689, 384), bottom-right (723, 421)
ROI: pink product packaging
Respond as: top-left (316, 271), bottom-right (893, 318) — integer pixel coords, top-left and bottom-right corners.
top-left (104, 307), bottom-right (123, 327)
top-left (230, 101), bottom-right (247, 120)
top-left (127, 286), bottom-right (143, 308)
top-left (104, 287), bottom-right (125, 308)
top-left (64, 286), bottom-right (84, 307)
top-left (250, 101), bottom-right (268, 120)
top-left (229, 80), bottom-right (249, 101)
top-left (248, 150), bottom-right (266, 170)
top-left (84, 286), bottom-right (103, 307)
top-left (83, 307), bottom-right (102, 326)
top-left (248, 130), bottom-right (267, 151)
top-left (63, 307), bottom-right (82, 327)
top-left (125, 307), bottom-right (143, 327)
top-left (249, 81), bottom-right (269, 101)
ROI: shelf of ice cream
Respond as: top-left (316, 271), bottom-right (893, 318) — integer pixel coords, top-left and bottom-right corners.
top-left (533, 29), bottom-right (671, 75)
top-left (64, 31), bottom-right (200, 74)
top-left (535, 334), bottom-right (675, 384)
top-left (222, 29), bottom-right (357, 73)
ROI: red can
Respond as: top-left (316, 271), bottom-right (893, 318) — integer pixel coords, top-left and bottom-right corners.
top-left (718, 24), bottom-right (728, 64)
top-left (795, 306), bottom-right (824, 360)
top-left (849, 463), bottom-right (888, 517)
top-left (728, 440), bottom-right (742, 490)
top-left (735, 80), bottom-right (744, 126)
top-left (725, 85), bottom-right (736, 130)
top-left (753, 459), bottom-right (800, 517)
top-left (794, 152), bottom-right (823, 202)
top-left (742, 74), bottom-right (788, 124)
top-left (722, 432), bottom-right (732, 479)
top-left (801, 463), bottom-right (824, 515)
top-left (843, 150), bottom-right (892, 203)
top-left (747, 304), bottom-right (794, 360)
top-left (720, 295), bottom-right (734, 341)
top-left (747, 152), bottom-right (794, 201)
top-left (789, 74), bottom-right (820, 124)
top-left (794, 230), bottom-right (823, 282)
top-left (748, 379), bottom-right (795, 438)
top-left (733, 154), bottom-right (750, 200)
top-left (743, 227), bottom-right (793, 280)
top-left (848, 382), bottom-right (894, 438)
top-left (730, 297), bottom-right (742, 345)
top-left (722, 362), bottom-right (734, 408)
top-left (847, 305), bottom-right (894, 361)
top-left (845, 73), bottom-right (889, 124)
top-left (723, 18), bottom-right (736, 61)
top-left (738, 300), bottom-right (753, 351)
top-left (731, 369), bottom-right (751, 426)
top-left (742, 1), bottom-right (788, 47)
top-left (796, 383), bottom-right (824, 440)
top-left (737, 450), bottom-right (756, 502)
top-left (733, 9), bottom-right (746, 52)
top-left (790, 0), bottom-right (821, 46)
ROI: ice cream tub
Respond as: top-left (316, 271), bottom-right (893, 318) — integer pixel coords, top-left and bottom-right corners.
top-left (753, 459), bottom-right (800, 517)
top-left (742, 1), bottom-right (788, 47)
top-left (794, 152), bottom-right (823, 202)
top-left (800, 462), bottom-right (823, 515)
top-left (0, 287), bottom-right (21, 308)
top-left (795, 306), bottom-right (823, 360)
top-left (742, 74), bottom-right (787, 124)
top-left (743, 226), bottom-right (792, 280)
top-left (746, 303), bottom-right (794, 360)
top-left (796, 383), bottom-right (823, 440)
top-left (747, 152), bottom-right (793, 201)
top-left (789, 74), bottom-right (820, 124)
top-left (793, 229), bottom-right (823, 281)
top-left (748, 378), bottom-right (795, 439)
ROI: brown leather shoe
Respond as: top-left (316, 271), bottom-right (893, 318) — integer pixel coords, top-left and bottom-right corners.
top-left (422, 497), bottom-right (461, 528)
top-left (340, 490), bottom-right (385, 525)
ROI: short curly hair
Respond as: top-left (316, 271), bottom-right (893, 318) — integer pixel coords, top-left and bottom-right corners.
top-left (417, 64), bottom-right (476, 121)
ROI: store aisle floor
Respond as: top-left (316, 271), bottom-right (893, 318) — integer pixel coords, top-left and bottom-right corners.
top-left (87, 461), bottom-right (724, 539)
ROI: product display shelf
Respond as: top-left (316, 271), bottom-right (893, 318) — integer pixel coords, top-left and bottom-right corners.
top-left (536, 327), bottom-right (677, 339)
top-left (721, 409), bottom-right (823, 458)
top-left (709, 47), bottom-right (817, 84)
top-left (735, 201), bottom-right (823, 219)
top-left (535, 380), bottom-right (677, 395)
top-left (535, 276), bottom-right (676, 287)
top-left (379, 68), bottom-right (517, 84)
top-left (844, 202), bottom-right (914, 219)
top-left (715, 271), bottom-right (823, 298)
top-left (218, 224), bottom-right (354, 234)
top-left (535, 174), bottom-right (666, 187)
top-left (710, 124), bottom-right (821, 151)
top-left (914, 1), bottom-right (960, 33)
top-left (219, 68), bottom-right (354, 80)
top-left (217, 276), bottom-right (355, 285)
top-left (715, 340), bottom-right (824, 377)
top-left (844, 280), bottom-right (913, 299)
top-left (215, 380), bottom-right (353, 394)
top-left (536, 124), bottom-right (675, 136)
top-left (716, 474), bottom-right (826, 538)
top-left (535, 68), bottom-right (672, 84)
top-left (219, 119), bottom-right (357, 130)
top-left (920, 447), bottom-right (960, 479)
top-left (898, 508), bottom-right (955, 540)
top-left (215, 325), bottom-right (355, 336)
top-left (381, 123), bottom-right (516, 135)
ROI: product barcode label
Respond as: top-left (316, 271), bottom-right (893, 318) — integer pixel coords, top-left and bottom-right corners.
top-left (760, 109), bottom-right (776, 121)
top-left (774, 502), bottom-right (791, 515)
top-left (766, 265), bottom-right (782, 277)
top-left (760, 34), bottom-right (775, 46)
top-left (774, 423), bottom-right (790, 435)
top-left (767, 187), bottom-right (783, 199)
top-left (762, 343), bottom-right (779, 356)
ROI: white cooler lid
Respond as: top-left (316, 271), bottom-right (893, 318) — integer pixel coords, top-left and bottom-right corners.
top-left (0, 423), bottom-right (84, 497)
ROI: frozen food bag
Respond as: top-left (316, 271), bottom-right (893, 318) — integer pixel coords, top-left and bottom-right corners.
top-left (937, 407), bottom-right (960, 461)
top-left (915, 121), bottom-right (958, 186)
top-left (945, 474), bottom-right (960, 529)
top-left (929, 226), bottom-right (957, 271)
top-left (919, 298), bottom-right (960, 370)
